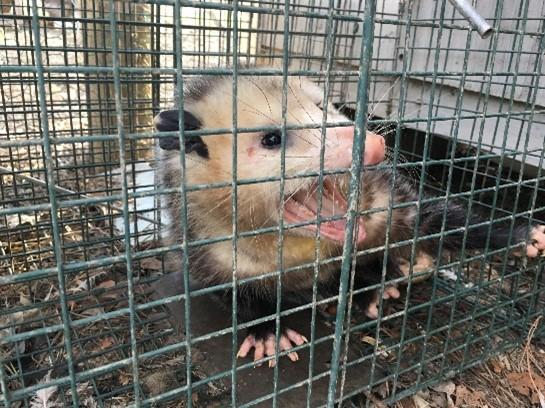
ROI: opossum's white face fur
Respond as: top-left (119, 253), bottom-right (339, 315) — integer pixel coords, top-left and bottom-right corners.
top-left (156, 75), bottom-right (385, 248)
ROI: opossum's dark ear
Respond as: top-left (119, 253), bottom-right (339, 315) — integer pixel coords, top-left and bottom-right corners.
top-left (154, 110), bottom-right (208, 159)
top-left (154, 109), bottom-right (201, 132)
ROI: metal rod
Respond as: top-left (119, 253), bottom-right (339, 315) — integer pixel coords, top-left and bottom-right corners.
top-left (0, 166), bottom-right (160, 226)
top-left (448, 0), bottom-right (493, 38)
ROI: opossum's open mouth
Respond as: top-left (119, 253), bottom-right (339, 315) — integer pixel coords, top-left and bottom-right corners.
top-left (283, 178), bottom-right (366, 245)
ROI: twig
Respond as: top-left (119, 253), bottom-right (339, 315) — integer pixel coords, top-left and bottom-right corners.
top-left (524, 316), bottom-right (544, 407)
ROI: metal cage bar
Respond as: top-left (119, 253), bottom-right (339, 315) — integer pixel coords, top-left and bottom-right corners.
top-left (1, 0), bottom-right (545, 407)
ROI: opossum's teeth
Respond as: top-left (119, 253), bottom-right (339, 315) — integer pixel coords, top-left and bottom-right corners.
top-left (283, 178), bottom-right (366, 244)
top-left (527, 225), bottom-right (545, 257)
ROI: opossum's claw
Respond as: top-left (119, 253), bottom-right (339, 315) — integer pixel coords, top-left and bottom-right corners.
top-left (238, 328), bottom-right (306, 367)
top-left (527, 225), bottom-right (545, 257)
top-left (236, 335), bottom-right (255, 358)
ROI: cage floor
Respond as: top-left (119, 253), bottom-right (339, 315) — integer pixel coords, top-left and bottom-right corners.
top-left (2, 261), bottom-right (543, 407)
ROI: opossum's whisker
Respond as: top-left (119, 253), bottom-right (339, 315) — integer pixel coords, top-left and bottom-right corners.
top-left (373, 124), bottom-right (390, 135)
top-left (367, 77), bottom-right (400, 119)
top-left (288, 84), bottom-right (316, 126)
top-left (384, 147), bottom-right (421, 181)
top-left (185, 156), bottom-right (234, 178)
top-left (248, 78), bottom-right (273, 117)
top-left (213, 85), bottom-right (279, 125)
top-left (388, 104), bottom-right (425, 122)
top-left (284, 155), bottom-right (316, 159)
top-left (196, 192), bottom-right (232, 219)
top-left (240, 106), bottom-right (281, 125)
top-left (287, 84), bottom-right (329, 148)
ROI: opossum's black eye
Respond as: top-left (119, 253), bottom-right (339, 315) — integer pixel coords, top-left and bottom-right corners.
top-left (261, 130), bottom-right (282, 149)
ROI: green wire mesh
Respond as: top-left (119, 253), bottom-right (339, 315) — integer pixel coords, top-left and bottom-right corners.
top-left (1, 0), bottom-right (544, 406)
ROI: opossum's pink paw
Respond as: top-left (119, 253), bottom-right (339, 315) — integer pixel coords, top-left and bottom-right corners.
top-left (382, 286), bottom-right (400, 300)
top-left (365, 286), bottom-right (398, 319)
top-left (365, 301), bottom-right (379, 319)
top-left (398, 253), bottom-right (434, 276)
top-left (527, 225), bottom-right (545, 257)
top-left (237, 330), bottom-right (308, 367)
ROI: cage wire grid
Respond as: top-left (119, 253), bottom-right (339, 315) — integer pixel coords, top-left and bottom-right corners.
top-left (0, 0), bottom-right (545, 406)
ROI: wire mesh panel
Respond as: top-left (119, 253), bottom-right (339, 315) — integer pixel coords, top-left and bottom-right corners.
top-left (1, 0), bottom-right (544, 407)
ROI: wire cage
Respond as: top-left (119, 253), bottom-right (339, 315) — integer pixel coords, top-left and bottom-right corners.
top-left (1, 0), bottom-right (544, 406)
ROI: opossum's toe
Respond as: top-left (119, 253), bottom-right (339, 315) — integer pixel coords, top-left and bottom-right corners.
top-left (253, 340), bottom-right (265, 365)
top-left (264, 336), bottom-right (277, 367)
top-left (264, 332), bottom-right (301, 367)
top-left (383, 286), bottom-right (400, 299)
top-left (285, 328), bottom-right (308, 345)
top-left (237, 335), bottom-right (256, 358)
top-left (398, 253), bottom-right (434, 276)
top-left (365, 286), bottom-right (398, 318)
top-left (278, 335), bottom-right (299, 362)
top-left (365, 301), bottom-right (379, 319)
top-left (527, 225), bottom-right (545, 257)
top-left (239, 329), bottom-right (306, 367)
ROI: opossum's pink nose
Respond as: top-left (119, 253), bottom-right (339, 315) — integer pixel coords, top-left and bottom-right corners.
top-left (363, 131), bottom-right (386, 165)
top-left (327, 126), bottom-right (385, 168)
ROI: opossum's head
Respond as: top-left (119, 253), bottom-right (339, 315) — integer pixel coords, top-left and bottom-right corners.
top-left (155, 75), bottom-right (385, 245)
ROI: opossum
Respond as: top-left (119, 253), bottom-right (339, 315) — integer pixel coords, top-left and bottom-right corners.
top-left (154, 73), bottom-right (545, 366)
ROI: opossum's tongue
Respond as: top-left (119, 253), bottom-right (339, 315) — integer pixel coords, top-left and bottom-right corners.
top-left (283, 179), bottom-right (366, 245)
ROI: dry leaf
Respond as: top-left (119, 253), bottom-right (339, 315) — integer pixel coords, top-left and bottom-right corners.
top-left (499, 355), bottom-right (512, 371)
top-left (6, 213), bottom-right (36, 228)
top-left (455, 385), bottom-right (485, 407)
top-left (412, 393), bottom-right (430, 408)
top-left (81, 307), bottom-right (104, 317)
top-left (31, 371), bottom-right (57, 408)
top-left (98, 337), bottom-right (114, 349)
top-left (489, 358), bottom-right (503, 373)
top-left (140, 257), bottom-right (163, 271)
top-left (19, 293), bottom-right (31, 306)
top-left (69, 278), bottom-right (89, 293)
top-left (506, 371), bottom-right (545, 404)
top-left (398, 397), bottom-right (416, 408)
top-left (538, 390), bottom-right (545, 408)
top-left (119, 371), bottom-right (132, 386)
top-left (361, 335), bottom-right (377, 346)
top-left (98, 280), bottom-right (116, 289)
top-left (431, 381), bottom-right (456, 396)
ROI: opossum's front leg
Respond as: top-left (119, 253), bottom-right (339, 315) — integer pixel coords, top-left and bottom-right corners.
top-left (353, 257), bottom-right (401, 319)
top-left (234, 288), bottom-right (308, 367)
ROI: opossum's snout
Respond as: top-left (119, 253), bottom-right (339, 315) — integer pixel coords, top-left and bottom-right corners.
top-left (363, 131), bottom-right (386, 165)
top-left (325, 127), bottom-right (385, 169)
